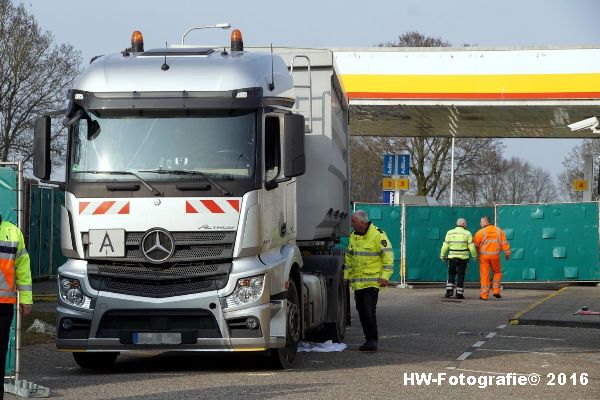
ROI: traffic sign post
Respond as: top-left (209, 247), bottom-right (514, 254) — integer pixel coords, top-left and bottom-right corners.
top-left (397, 154), bottom-right (410, 176)
top-left (382, 154), bottom-right (410, 204)
top-left (383, 154), bottom-right (396, 176)
top-left (383, 191), bottom-right (395, 205)
top-left (573, 179), bottom-right (588, 191)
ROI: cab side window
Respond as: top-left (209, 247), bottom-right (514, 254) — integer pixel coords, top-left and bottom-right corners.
top-left (264, 116), bottom-right (280, 182)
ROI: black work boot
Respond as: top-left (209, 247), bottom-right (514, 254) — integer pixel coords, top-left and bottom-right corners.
top-left (359, 340), bottom-right (378, 352)
top-left (493, 294), bottom-right (502, 299)
top-left (455, 293), bottom-right (464, 299)
top-left (445, 290), bottom-right (453, 298)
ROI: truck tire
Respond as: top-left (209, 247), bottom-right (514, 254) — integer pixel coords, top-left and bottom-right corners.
top-left (72, 352), bottom-right (119, 369)
top-left (302, 255), bottom-right (347, 343)
top-left (318, 273), bottom-right (346, 343)
top-left (267, 279), bottom-right (300, 369)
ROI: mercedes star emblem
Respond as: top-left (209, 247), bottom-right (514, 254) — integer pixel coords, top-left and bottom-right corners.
top-left (140, 228), bottom-right (175, 263)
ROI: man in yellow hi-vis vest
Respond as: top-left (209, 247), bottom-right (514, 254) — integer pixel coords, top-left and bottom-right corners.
top-left (440, 218), bottom-right (477, 299)
top-left (345, 210), bottom-right (393, 352)
top-left (0, 215), bottom-right (32, 400)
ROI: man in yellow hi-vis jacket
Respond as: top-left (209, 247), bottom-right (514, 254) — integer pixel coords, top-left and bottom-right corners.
top-left (345, 210), bottom-right (393, 352)
top-left (0, 215), bottom-right (32, 400)
top-left (440, 218), bottom-right (477, 299)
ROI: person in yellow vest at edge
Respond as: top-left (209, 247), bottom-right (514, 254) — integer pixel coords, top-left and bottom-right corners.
top-left (0, 215), bottom-right (32, 400)
top-left (344, 210), bottom-right (393, 352)
top-left (473, 216), bottom-right (511, 300)
top-left (440, 218), bottom-right (478, 299)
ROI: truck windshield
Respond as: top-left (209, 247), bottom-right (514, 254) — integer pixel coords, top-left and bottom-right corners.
top-left (69, 110), bottom-right (256, 182)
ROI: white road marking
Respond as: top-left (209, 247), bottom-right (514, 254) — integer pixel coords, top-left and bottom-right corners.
top-left (485, 332), bottom-right (497, 339)
top-left (476, 349), bottom-right (557, 355)
top-left (379, 334), bottom-right (422, 339)
top-left (472, 341), bottom-right (486, 348)
top-left (496, 335), bottom-right (566, 341)
top-left (456, 352), bottom-right (472, 361)
top-left (497, 324), bottom-right (507, 329)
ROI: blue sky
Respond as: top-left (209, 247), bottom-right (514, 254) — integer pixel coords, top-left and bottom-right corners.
top-left (19, 0), bottom-right (600, 179)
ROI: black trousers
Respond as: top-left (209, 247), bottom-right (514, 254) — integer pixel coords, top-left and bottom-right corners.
top-left (0, 304), bottom-right (14, 400)
top-left (448, 258), bottom-right (468, 292)
top-left (354, 287), bottom-right (379, 342)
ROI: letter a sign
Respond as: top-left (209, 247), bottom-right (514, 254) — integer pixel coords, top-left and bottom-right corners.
top-left (89, 229), bottom-right (125, 257)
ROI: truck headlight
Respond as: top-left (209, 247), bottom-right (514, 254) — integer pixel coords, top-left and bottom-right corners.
top-left (59, 277), bottom-right (92, 309)
top-left (225, 274), bottom-right (265, 308)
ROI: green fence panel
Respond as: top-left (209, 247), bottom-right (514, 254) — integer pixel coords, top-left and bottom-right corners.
top-left (28, 186), bottom-right (42, 278)
top-left (497, 203), bottom-right (600, 281)
top-left (345, 203), bottom-right (600, 284)
top-left (405, 206), bottom-right (493, 282)
top-left (28, 186), bottom-right (66, 278)
top-left (354, 204), bottom-right (402, 281)
top-left (0, 167), bottom-right (17, 224)
top-left (0, 167), bottom-right (17, 376)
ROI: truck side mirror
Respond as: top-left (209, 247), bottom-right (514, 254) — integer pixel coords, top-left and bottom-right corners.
top-left (283, 114), bottom-right (305, 178)
top-left (33, 116), bottom-right (51, 180)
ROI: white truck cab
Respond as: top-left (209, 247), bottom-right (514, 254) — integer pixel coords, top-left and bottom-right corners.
top-left (33, 29), bottom-right (350, 369)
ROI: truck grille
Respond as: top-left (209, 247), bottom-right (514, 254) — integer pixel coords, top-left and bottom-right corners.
top-left (85, 230), bottom-right (235, 297)
top-left (86, 231), bottom-right (236, 263)
top-left (88, 273), bottom-right (228, 298)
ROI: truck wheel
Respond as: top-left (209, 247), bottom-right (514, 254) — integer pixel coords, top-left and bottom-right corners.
top-left (319, 273), bottom-right (347, 343)
top-left (268, 279), bottom-right (300, 369)
top-left (72, 352), bottom-right (119, 369)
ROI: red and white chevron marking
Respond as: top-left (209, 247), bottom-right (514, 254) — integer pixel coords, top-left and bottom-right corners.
top-left (79, 201), bottom-right (130, 215)
top-left (186, 199), bottom-right (240, 214)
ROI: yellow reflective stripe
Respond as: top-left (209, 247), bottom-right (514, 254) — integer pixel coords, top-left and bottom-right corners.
top-left (16, 248), bottom-right (27, 258)
top-left (17, 285), bottom-right (32, 291)
top-left (383, 265), bottom-right (393, 270)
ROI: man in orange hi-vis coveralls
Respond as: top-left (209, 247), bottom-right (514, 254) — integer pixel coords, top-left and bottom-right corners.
top-left (473, 216), bottom-right (511, 300)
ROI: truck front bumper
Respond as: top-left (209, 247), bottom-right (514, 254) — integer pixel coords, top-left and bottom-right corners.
top-left (56, 290), bottom-right (286, 352)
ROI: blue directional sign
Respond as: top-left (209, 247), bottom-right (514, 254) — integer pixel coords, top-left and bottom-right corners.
top-left (397, 154), bottom-right (410, 176)
top-left (383, 154), bottom-right (396, 176)
top-left (382, 190), bottom-right (395, 205)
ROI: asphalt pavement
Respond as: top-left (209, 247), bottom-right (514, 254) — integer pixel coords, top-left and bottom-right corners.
top-left (10, 286), bottom-right (600, 399)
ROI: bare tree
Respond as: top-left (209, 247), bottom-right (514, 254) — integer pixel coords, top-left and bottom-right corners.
top-left (0, 0), bottom-right (81, 169)
top-left (559, 139), bottom-right (600, 201)
top-left (454, 153), bottom-right (557, 205)
top-left (528, 166), bottom-right (558, 203)
top-left (503, 158), bottom-right (533, 204)
top-left (378, 31), bottom-right (451, 48)
top-left (349, 136), bottom-right (386, 203)
top-left (454, 144), bottom-right (506, 205)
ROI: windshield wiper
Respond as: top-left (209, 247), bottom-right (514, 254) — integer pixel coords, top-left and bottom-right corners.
top-left (74, 170), bottom-right (162, 196)
top-left (138, 169), bottom-right (233, 196)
